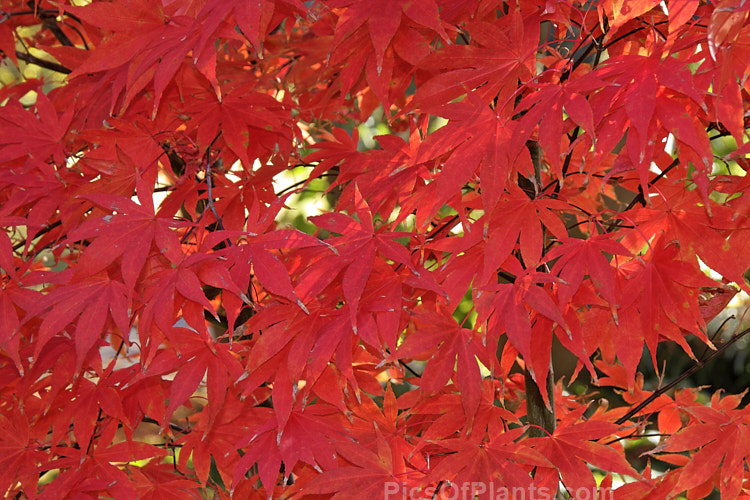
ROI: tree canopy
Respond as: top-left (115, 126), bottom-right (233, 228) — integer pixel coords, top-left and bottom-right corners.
top-left (1, 0), bottom-right (750, 498)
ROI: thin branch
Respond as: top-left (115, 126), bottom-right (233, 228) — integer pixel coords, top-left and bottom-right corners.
top-left (400, 360), bottom-right (422, 378)
top-left (561, 17), bottom-right (608, 85)
top-left (203, 133), bottom-right (229, 236)
top-left (61, 20), bottom-right (89, 50)
top-left (606, 157), bottom-right (680, 233)
top-left (11, 220), bottom-right (62, 251)
top-left (14, 50), bottom-right (71, 74)
top-left (615, 324), bottom-right (750, 425)
top-left (606, 432), bottom-right (670, 446)
top-left (275, 171), bottom-right (337, 197)
top-left (698, 315), bottom-right (734, 361)
top-left (601, 20), bottom-right (669, 51)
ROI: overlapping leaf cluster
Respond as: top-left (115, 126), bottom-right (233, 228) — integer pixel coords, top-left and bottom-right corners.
top-left (1, 0), bottom-right (749, 498)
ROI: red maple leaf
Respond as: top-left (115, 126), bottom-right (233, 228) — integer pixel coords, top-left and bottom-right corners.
top-left (527, 410), bottom-right (639, 492)
top-left (425, 427), bottom-right (552, 499)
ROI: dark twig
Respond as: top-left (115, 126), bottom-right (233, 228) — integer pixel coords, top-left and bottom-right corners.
top-left (400, 360), bottom-right (421, 378)
top-left (606, 157), bottom-right (680, 233)
top-left (11, 220), bottom-right (62, 251)
top-left (203, 133), bottom-right (228, 235)
top-left (14, 50), bottom-right (71, 73)
top-left (615, 325), bottom-right (750, 425)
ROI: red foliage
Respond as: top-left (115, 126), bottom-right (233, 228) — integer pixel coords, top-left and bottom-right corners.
top-left (1, 0), bottom-right (750, 498)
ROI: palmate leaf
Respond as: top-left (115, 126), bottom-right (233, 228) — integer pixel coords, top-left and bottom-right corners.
top-left (588, 50), bottom-right (712, 199)
top-left (329, 0), bottom-right (447, 74)
top-left (200, 0), bottom-right (306, 55)
top-left (0, 275), bottom-right (40, 372)
top-left (63, 0), bottom-right (239, 115)
top-left (649, 393), bottom-right (750, 499)
top-left (0, 93), bottom-right (73, 165)
top-left (425, 427), bottom-right (552, 498)
top-left (622, 237), bottom-right (718, 361)
top-left (130, 463), bottom-right (204, 500)
top-left (396, 308), bottom-right (486, 420)
top-left (415, 94), bottom-right (530, 221)
top-left (325, 0), bottom-right (448, 109)
top-left (545, 233), bottom-right (632, 317)
top-left (625, 184), bottom-right (750, 292)
top-left (66, 193), bottom-right (185, 293)
top-left (0, 408), bottom-right (47, 498)
top-left (412, 10), bottom-right (537, 111)
top-left (299, 428), bottom-right (415, 500)
top-left (527, 410), bottom-right (640, 492)
top-left (24, 275), bottom-right (130, 370)
top-left (474, 260), bottom-right (569, 397)
top-left (187, 81), bottom-right (297, 168)
top-left (234, 403), bottom-right (344, 494)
